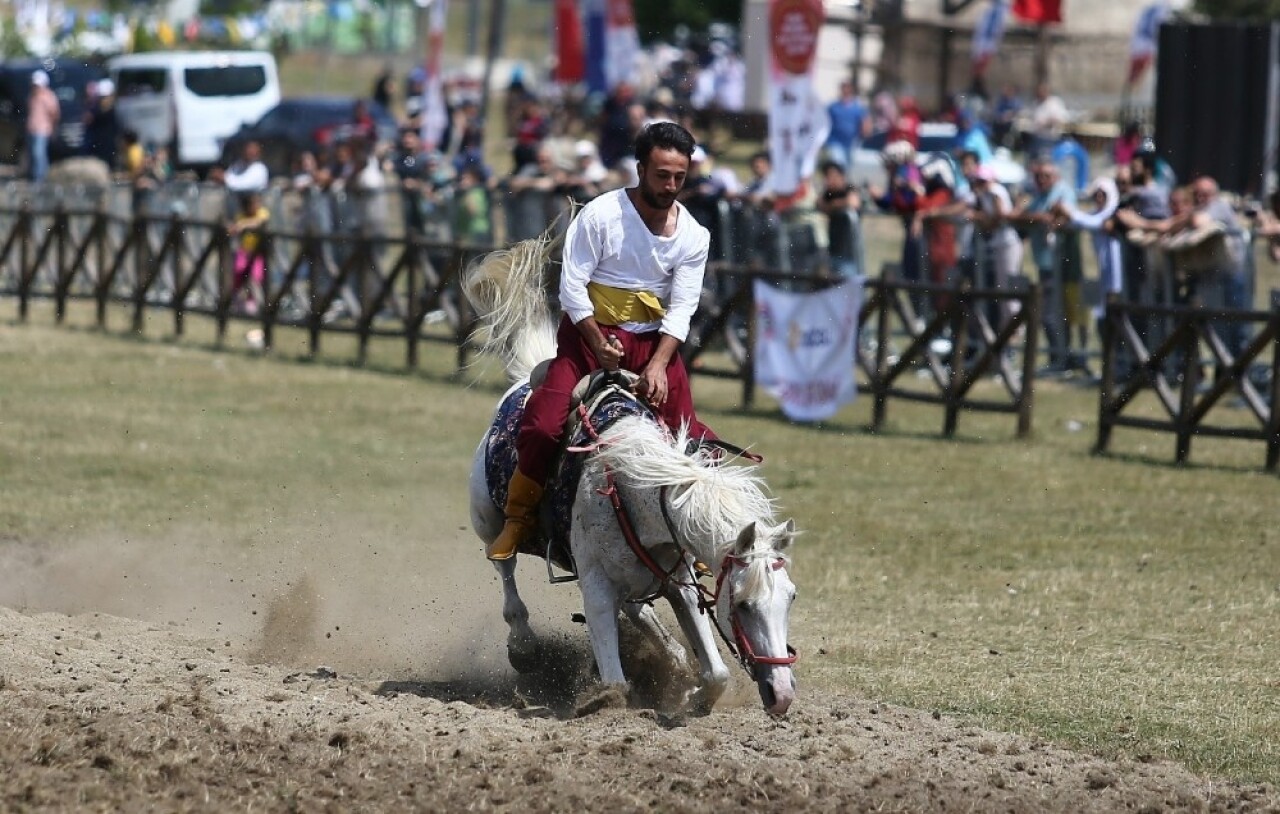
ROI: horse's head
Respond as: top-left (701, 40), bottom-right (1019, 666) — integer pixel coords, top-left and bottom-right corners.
top-left (720, 519), bottom-right (798, 717)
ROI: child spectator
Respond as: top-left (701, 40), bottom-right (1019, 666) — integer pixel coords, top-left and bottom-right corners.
top-left (228, 192), bottom-right (271, 315)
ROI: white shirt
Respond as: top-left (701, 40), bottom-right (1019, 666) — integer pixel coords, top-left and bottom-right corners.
top-left (560, 188), bottom-right (709, 342)
top-left (224, 160), bottom-right (269, 193)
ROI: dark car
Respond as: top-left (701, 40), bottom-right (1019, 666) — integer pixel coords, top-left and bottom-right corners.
top-left (0, 58), bottom-right (107, 168)
top-left (218, 97), bottom-right (398, 176)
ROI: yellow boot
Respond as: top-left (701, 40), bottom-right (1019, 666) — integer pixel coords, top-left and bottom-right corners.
top-left (486, 469), bottom-right (544, 561)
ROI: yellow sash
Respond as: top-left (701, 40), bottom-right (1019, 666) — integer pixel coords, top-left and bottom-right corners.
top-left (587, 281), bottom-right (666, 326)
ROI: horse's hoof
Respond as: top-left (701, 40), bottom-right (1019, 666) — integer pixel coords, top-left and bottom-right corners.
top-left (507, 641), bottom-right (541, 674)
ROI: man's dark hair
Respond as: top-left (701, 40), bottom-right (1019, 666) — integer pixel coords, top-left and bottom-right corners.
top-left (820, 160), bottom-right (845, 176)
top-left (958, 150), bottom-right (981, 166)
top-left (634, 122), bottom-right (696, 164)
top-left (750, 150), bottom-right (770, 164)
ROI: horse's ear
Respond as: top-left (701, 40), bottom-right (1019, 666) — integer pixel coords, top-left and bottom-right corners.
top-left (776, 519), bottom-right (797, 552)
top-left (734, 522), bottom-right (757, 555)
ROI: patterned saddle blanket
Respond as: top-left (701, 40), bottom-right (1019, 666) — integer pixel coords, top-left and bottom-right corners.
top-left (483, 379), bottom-right (651, 574)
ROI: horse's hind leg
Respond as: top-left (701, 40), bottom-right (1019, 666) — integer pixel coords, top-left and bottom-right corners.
top-left (494, 559), bottom-right (540, 673)
top-left (623, 603), bottom-right (688, 668)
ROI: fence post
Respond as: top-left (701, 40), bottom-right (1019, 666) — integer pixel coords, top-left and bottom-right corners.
top-left (16, 206), bottom-right (32, 322)
top-left (356, 238), bottom-right (373, 366)
top-left (1266, 304), bottom-right (1279, 471)
top-left (1174, 316), bottom-right (1200, 464)
top-left (306, 230), bottom-right (322, 358)
top-left (259, 232), bottom-right (275, 353)
top-left (406, 239), bottom-right (420, 369)
top-left (131, 217), bottom-right (149, 334)
top-left (53, 205), bottom-right (68, 324)
top-left (1094, 294), bottom-right (1119, 454)
top-left (943, 282), bottom-right (970, 438)
top-left (872, 271), bottom-right (892, 430)
top-left (171, 214), bottom-right (186, 337)
top-left (1017, 282), bottom-right (1040, 439)
top-left (94, 208), bottom-right (108, 328)
top-left (215, 227), bottom-right (231, 346)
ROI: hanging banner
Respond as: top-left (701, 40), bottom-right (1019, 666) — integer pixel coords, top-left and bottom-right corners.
top-left (767, 0), bottom-right (829, 199)
top-left (584, 0), bottom-right (607, 94)
top-left (971, 0), bottom-right (1009, 78)
top-left (1127, 2), bottom-right (1168, 85)
top-left (420, 0), bottom-right (449, 151)
top-left (554, 0), bottom-right (586, 84)
top-left (604, 0), bottom-right (640, 91)
top-left (753, 278), bottom-right (862, 422)
top-left (1012, 0), bottom-right (1061, 24)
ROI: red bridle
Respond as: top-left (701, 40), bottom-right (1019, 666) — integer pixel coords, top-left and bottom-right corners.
top-left (713, 554), bottom-right (799, 671)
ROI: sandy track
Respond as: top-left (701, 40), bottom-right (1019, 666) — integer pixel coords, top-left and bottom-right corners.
top-left (2, 604), bottom-right (1276, 813)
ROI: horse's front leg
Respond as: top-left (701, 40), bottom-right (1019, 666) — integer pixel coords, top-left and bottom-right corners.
top-left (665, 582), bottom-right (730, 714)
top-left (622, 602), bottom-right (689, 668)
top-left (579, 570), bottom-right (627, 687)
top-left (493, 558), bottom-right (539, 673)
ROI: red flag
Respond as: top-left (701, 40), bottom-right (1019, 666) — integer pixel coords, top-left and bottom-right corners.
top-left (1012, 0), bottom-right (1062, 23)
top-left (554, 0), bottom-right (585, 84)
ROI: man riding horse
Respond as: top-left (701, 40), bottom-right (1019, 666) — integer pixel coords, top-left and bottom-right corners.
top-left (486, 121), bottom-right (719, 562)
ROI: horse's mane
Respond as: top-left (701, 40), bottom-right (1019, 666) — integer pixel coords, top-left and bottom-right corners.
top-left (594, 415), bottom-right (780, 591)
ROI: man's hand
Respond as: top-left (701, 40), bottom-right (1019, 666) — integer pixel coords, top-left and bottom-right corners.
top-left (592, 334), bottom-right (624, 371)
top-left (636, 361), bottom-right (669, 408)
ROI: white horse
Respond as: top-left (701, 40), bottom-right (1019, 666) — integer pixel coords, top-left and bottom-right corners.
top-left (464, 230), bottom-right (798, 716)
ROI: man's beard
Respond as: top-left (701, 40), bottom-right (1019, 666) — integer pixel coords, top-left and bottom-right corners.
top-left (640, 183), bottom-right (676, 210)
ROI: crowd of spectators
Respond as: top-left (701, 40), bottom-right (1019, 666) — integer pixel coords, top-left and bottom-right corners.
top-left (23, 32), bottom-right (1266, 373)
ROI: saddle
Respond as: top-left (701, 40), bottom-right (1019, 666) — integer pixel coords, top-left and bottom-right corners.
top-left (483, 372), bottom-right (649, 582)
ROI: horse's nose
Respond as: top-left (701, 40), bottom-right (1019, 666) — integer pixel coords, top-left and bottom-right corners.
top-left (763, 669), bottom-right (795, 716)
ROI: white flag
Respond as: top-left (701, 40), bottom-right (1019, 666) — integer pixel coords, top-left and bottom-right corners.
top-left (753, 278), bottom-right (861, 422)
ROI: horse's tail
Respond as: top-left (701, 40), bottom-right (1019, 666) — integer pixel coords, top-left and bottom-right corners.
top-left (462, 222), bottom-right (561, 383)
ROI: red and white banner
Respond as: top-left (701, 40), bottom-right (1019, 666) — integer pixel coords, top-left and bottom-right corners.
top-left (419, 0), bottom-right (449, 151)
top-left (604, 0), bottom-right (640, 91)
top-left (753, 278), bottom-right (861, 422)
top-left (554, 0), bottom-right (585, 84)
top-left (971, 0), bottom-right (1009, 78)
top-left (1127, 2), bottom-right (1168, 85)
top-left (766, 0), bottom-right (829, 198)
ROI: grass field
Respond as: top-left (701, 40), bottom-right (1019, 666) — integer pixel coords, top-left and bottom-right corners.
top-left (2, 296), bottom-right (1279, 785)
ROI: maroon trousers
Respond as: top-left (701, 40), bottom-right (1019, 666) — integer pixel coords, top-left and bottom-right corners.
top-left (516, 315), bottom-right (716, 486)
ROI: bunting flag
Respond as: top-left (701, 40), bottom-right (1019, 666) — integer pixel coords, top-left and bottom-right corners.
top-left (1127, 2), bottom-right (1168, 85)
top-left (604, 0), bottom-right (640, 91)
top-left (1012, 0), bottom-right (1061, 24)
top-left (420, 0), bottom-right (449, 151)
top-left (767, 0), bottom-right (829, 199)
top-left (753, 278), bottom-right (862, 422)
top-left (553, 0), bottom-right (585, 83)
top-left (971, 0), bottom-right (1009, 78)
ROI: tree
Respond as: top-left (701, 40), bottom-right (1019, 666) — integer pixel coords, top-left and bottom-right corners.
top-left (1193, 0), bottom-right (1280, 20)
top-left (634, 0), bottom-right (742, 42)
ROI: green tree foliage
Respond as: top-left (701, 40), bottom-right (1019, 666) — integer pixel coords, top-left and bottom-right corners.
top-left (634, 0), bottom-right (742, 42)
top-left (1, 18), bottom-right (32, 57)
top-left (1193, 0), bottom-right (1280, 19)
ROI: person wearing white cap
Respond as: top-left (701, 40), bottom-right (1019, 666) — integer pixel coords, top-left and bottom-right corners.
top-left (84, 78), bottom-right (119, 168)
top-left (27, 70), bottom-right (60, 182)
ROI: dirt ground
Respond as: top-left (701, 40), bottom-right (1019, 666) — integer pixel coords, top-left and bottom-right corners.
top-left (0, 498), bottom-right (1275, 813)
top-left (3, 596), bottom-right (1278, 814)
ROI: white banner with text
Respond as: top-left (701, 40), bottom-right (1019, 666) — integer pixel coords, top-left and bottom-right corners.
top-left (752, 278), bottom-right (861, 422)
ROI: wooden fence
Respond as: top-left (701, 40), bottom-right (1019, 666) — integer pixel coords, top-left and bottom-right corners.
top-left (2, 202), bottom-right (1042, 437)
top-left (1095, 296), bottom-right (1280, 470)
top-left (0, 202), bottom-right (489, 370)
top-left (684, 264), bottom-right (1041, 437)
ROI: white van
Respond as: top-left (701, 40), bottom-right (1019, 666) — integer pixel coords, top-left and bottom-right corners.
top-left (109, 51), bottom-right (280, 168)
